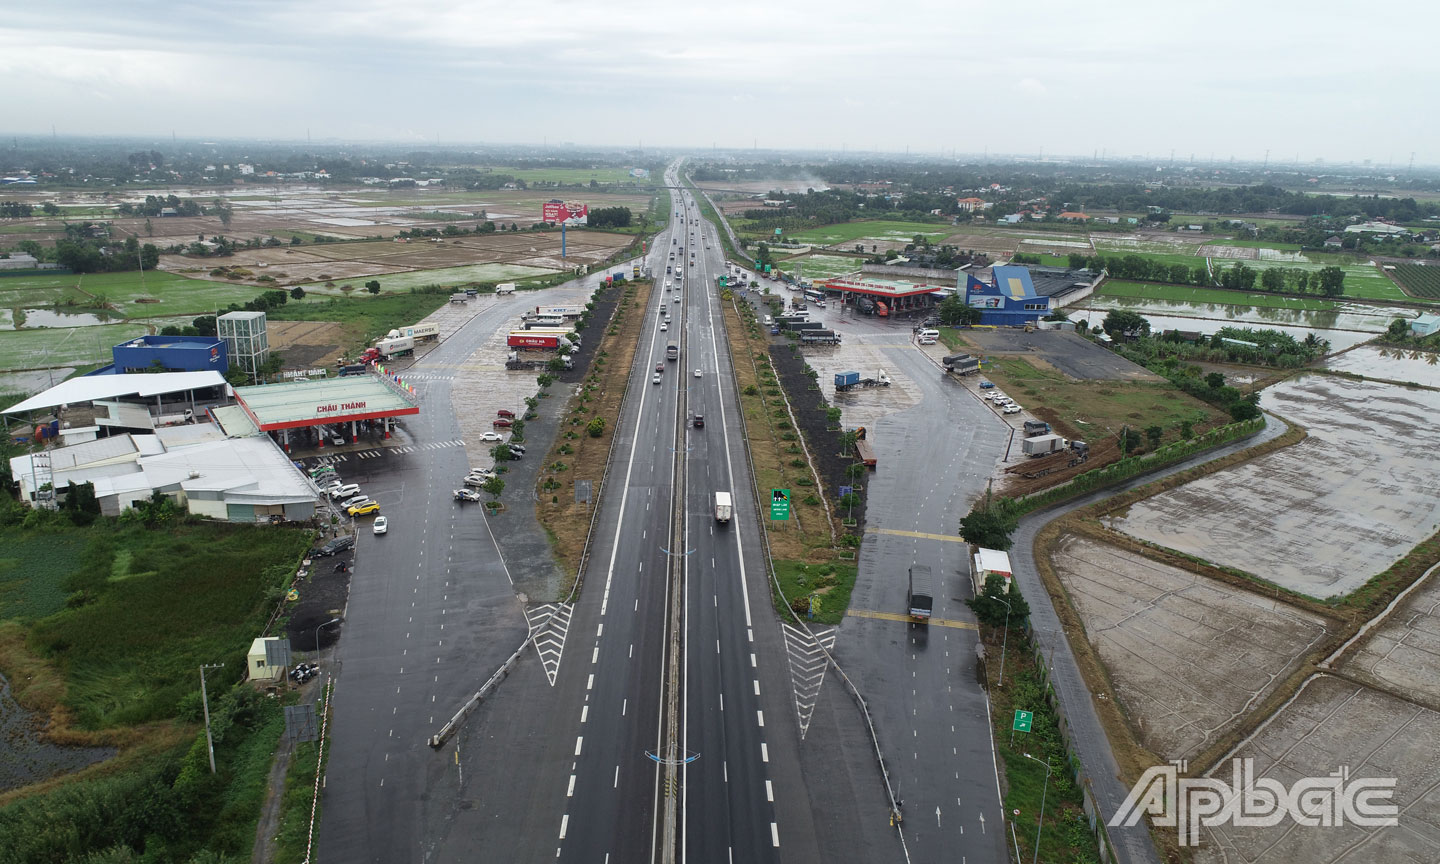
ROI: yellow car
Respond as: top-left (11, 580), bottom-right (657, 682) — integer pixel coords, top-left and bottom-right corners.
top-left (348, 500), bottom-right (380, 517)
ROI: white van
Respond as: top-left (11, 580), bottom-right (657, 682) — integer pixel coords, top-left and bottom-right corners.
top-left (917, 329), bottom-right (940, 340)
top-left (763, 315), bottom-right (773, 326)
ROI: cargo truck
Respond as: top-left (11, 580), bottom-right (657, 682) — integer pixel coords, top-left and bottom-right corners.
top-left (1022, 434), bottom-right (1074, 457)
top-left (801, 330), bottom-right (841, 345)
top-left (507, 331), bottom-right (573, 351)
top-left (834, 370), bottom-right (891, 391)
top-left (535, 305), bottom-right (586, 319)
top-left (386, 323), bottom-right (440, 343)
top-left (908, 565), bottom-right (934, 621)
top-left (495, 282), bottom-right (516, 295)
top-left (1023, 420), bottom-right (1051, 437)
top-left (943, 353), bottom-right (980, 376)
top-left (851, 426), bottom-right (877, 469)
top-left (1006, 439), bottom-right (1089, 478)
top-left (525, 315), bottom-right (568, 328)
top-left (505, 350), bottom-right (573, 371)
top-left (359, 334), bottom-right (416, 362)
top-left (714, 491), bottom-right (732, 523)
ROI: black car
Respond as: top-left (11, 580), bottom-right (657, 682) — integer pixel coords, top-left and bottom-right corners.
top-left (693, 414), bottom-right (704, 428)
top-left (507, 443), bottom-right (526, 456)
top-left (314, 535), bottom-right (356, 557)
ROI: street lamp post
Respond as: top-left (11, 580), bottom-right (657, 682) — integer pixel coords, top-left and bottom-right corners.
top-left (1021, 752), bottom-right (1053, 864)
top-left (199, 663), bottom-right (224, 774)
top-left (996, 597), bottom-right (1013, 687)
top-left (315, 617), bottom-right (342, 653)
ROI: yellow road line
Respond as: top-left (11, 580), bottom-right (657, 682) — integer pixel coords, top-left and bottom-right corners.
top-left (874, 528), bottom-right (967, 543)
top-left (846, 609), bottom-right (977, 631)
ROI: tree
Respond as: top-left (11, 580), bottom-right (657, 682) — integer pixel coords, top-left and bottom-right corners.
top-left (60, 481), bottom-right (101, 526)
top-left (1067, 252), bottom-right (1088, 269)
top-left (1102, 309), bottom-right (1150, 337)
top-left (1205, 371), bottom-right (1226, 389)
top-left (1318, 265), bottom-right (1346, 297)
top-left (1387, 318), bottom-right (1411, 339)
top-left (41, 202), bottom-right (61, 216)
top-left (290, 286), bottom-right (306, 300)
top-left (490, 444), bottom-right (512, 463)
top-left (365, 280), bottom-right (381, 294)
top-left (1145, 425), bottom-right (1164, 449)
top-left (1119, 427), bottom-right (1142, 455)
top-left (959, 505), bottom-right (1017, 550)
top-left (481, 476), bottom-right (505, 499)
top-left (1229, 400), bottom-right (1262, 422)
top-left (1179, 420), bottom-right (1194, 439)
top-left (1260, 268), bottom-right (1285, 291)
top-left (968, 574), bottom-right (1029, 628)
top-left (587, 417), bottom-right (606, 438)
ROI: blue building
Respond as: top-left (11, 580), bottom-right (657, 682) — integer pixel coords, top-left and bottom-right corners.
top-left (100, 335), bottom-right (229, 375)
top-left (965, 265), bottom-right (1049, 326)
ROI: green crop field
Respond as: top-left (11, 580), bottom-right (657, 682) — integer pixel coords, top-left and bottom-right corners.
top-left (0, 269), bottom-right (274, 317)
top-left (775, 254), bottom-right (863, 280)
top-left (0, 322), bottom-right (150, 370)
top-left (296, 262), bottom-right (557, 294)
top-left (782, 220), bottom-right (955, 246)
top-left (1097, 280), bottom-right (1337, 311)
top-left (1393, 263), bottom-right (1440, 299)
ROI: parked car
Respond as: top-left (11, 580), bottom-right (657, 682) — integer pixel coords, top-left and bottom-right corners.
top-left (309, 466), bottom-right (338, 479)
top-left (313, 535), bottom-right (355, 557)
top-left (328, 483), bottom-right (360, 500)
top-left (348, 501), bottom-right (381, 517)
top-left (330, 434), bottom-right (346, 446)
top-left (507, 443), bottom-right (526, 455)
top-left (979, 380), bottom-right (995, 389)
top-left (496, 409), bottom-right (515, 419)
top-left (341, 495), bottom-right (372, 510)
top-left (493, 418), bottom-right (513, 428)
top-left (454, 488), bottom-right (483, 503)
top-left (373, 516), bottom-right (389, 535)
top-left (290, 662), bottom-right (319, 684)
top-left (1004, 405), bottom-right (1022, 414)
top-left (480, 431), bottom-right (503, 442)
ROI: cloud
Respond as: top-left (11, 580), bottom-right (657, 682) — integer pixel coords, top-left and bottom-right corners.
top-left (1015, 78), bottom-right (1047, 97)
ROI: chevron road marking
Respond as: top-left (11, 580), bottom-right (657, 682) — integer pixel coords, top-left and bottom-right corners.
top-left (845, 608), bottom-right (978, 631)
top-left (872, 528), bottom-right (968, 543)
top-left (781, 623), bottom-right (836, 739)
top-left (526, 603), bottom-right (574, 686)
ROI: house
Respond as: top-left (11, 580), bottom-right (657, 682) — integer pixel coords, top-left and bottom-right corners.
top-left (1411, 314), bottom-right (1440, 337)
top-left (1324, 236), bottom-right (1344, 249)
top-left (1345, 221), bottom-right (1409, 236)
top-left (1001, 214), bottom-right (1023, 224)
top-left (0, 253), bottom-right (40, 271)
top-left (956, 197), bottom-right (990, 212)
top-left (247, 637), bottom-right (290, 683)
top-left (972, 547), bottom-right (1012, 595)
top-left (964, 265), bottom-right (1049, 326)
top-left (1057, 211), bottom-right (1089, 222)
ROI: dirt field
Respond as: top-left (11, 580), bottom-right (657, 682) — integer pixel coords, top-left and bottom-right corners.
top-left (1337, 567), bottom-right (1440, 711)
top-left (1049, 535), bottom-right (1331, 762)
top-left (1196, 674), bottom-right (1440, 864)
top-left (265, 321), bottom-right (349, 368)
top-left (1108, 375), bottom-right (1440, 599)
top-left (959, 329), bottom-right (1164, 382)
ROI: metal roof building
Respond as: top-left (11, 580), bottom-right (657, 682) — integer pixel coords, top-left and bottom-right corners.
top-left (232, 372), bottom-right (420, 452)
top-left (965, 266), bottom-right (1050, 327)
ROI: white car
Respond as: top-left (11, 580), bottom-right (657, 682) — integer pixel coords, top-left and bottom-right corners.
top-left (660, 322), bottom-right (668, 331)
top-left (694, 368), bottom-right (702, 378)
top-left (673, 294), bottom-right (681, 302)
top-left (329, 483), bottom-right (361, 500)
top-left (330, 434), bottom-right (345, 446)
top-left (373, 516), bottom-right (389, 535)
top-left (652, 372), bottom-right (662, 384)
top-left (480, 431), bottom-right (504, 442)
top-left (1003, 405), bottom-right (1022, 415)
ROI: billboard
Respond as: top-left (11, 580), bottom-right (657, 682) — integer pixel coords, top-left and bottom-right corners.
top-left (542, 200), bottom-right (589, 226)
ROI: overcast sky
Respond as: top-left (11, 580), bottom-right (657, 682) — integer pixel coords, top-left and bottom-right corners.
top-left (1, 1), bottom-right (1434, 165)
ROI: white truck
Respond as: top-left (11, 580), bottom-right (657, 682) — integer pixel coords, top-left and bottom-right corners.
top-left (386, 323), bottom-right (440, 343)
top-left (1021, 434), bottom-right (1073, 457)
top-left (714, 491), bottom-right (732, 523)
top-left (536, 305), bottom-right (586, 319)
top-left (495, 282), bottom-right (516, 295)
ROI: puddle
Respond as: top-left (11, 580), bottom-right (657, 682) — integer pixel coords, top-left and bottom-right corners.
top-left (0, 369), bottom-right (77, 397)
top-left (0, 672), bottom-right (115, 792)
top-left (20, 308), bottom-right (117, 328)
top-left (1326, 345), bottom-right (1440, 387)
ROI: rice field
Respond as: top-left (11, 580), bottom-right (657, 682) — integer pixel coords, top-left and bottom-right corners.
top-left (1097, 280), bottom-right (1337, 311)
top-left (783, 220), bottom-right (955, 246)
top-left (0, 270), bottom-right (274, 318)
top-left (0, 323), bottom-right (150, 371)
top-left (774, 254), bottom-right (863, 281)
top-left (294, 262), bottom-right (557, 294)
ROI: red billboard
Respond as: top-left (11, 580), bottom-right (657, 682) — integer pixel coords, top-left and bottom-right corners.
top-left (542, 200), bottom-right (589, 226)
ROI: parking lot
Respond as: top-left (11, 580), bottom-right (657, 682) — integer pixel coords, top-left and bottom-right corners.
top-left (958, 328), bottom-right (1163, 381)
top-left (1049, 536), bottom-right (1331, 762)
top-left (1106, 375), bottom-right (1440, 599)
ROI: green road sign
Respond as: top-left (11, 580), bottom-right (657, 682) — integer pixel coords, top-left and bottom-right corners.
top-left (1012, 710), bottom-right (1033, 733)
top-left (770, 488), bottom-right (791, 521)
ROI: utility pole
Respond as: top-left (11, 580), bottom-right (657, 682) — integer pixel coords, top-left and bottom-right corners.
top-left (200, 663), bottom-right (225, 773)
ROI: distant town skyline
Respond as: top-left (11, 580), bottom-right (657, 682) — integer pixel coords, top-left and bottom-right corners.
top-left (1, 0), bottom-right (1434, 166)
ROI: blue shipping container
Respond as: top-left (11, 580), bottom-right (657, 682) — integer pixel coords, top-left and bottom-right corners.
top-left (835, 372), bottom-right (860, 388)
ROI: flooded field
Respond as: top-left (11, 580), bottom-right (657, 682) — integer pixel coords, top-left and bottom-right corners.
top-left (20, 308), bottom-right (119, 328)
top-left (0, 673), bottom-right (114, 793)
top-left (1050, 536), bottom-right (1330, 761)
top-left (1325, 344), bottom-right (1440, 387)
top-left (1066, 308), bottom-right (1378, 353)
top-left (1106, 375), bottom-right (1440, 598)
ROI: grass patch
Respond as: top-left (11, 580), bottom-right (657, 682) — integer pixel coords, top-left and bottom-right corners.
top-left (0, 269), bottom-right (279, 318)
top-left (293, 262), bottom-right (558, 295)
top-left (0, 322), bottom-right (151, 371)
top-left (771, 559), bottom-right (856, 625)
top-left (24, 521), bottom-right (310, 731)
top-left (781, 220), bottom-right (953, 247)
top-left (0, 528), bottom-right (91, 620)
top-left (265, 291), bottom-right (451, 348)
top-left (980, 354), bottom-right (1227, 441)
top-left (536, 280), bottom-right (651, 586)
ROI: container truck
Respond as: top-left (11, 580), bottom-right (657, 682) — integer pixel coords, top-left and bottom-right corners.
top-left (361, 335), bottom-right (415, 362)
top-left (851, 426), bottom-right (877, 469)
top-left (1006, 440), bottom-right (1089, 479)
top-left (525, 315), bottom-right (568, 328)
top-left (505, 350), bottom-right (573, 371)
top-left (507, 331), bottom-right (573, 351)
top-left (386, 323), bottom-right (440, 343)
top-left (522, 328), bottom-right (581, 347)
top-left (1022, 434), bottom-right (1073, 457)
top-left (834, 370), bottom-right (891, 391)
top-left (908, 565), bottom-right (934, 620)
top-left (535, 305), bottom-right (586, 319)
top-left (714, 491), bottom-right (732, 523)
